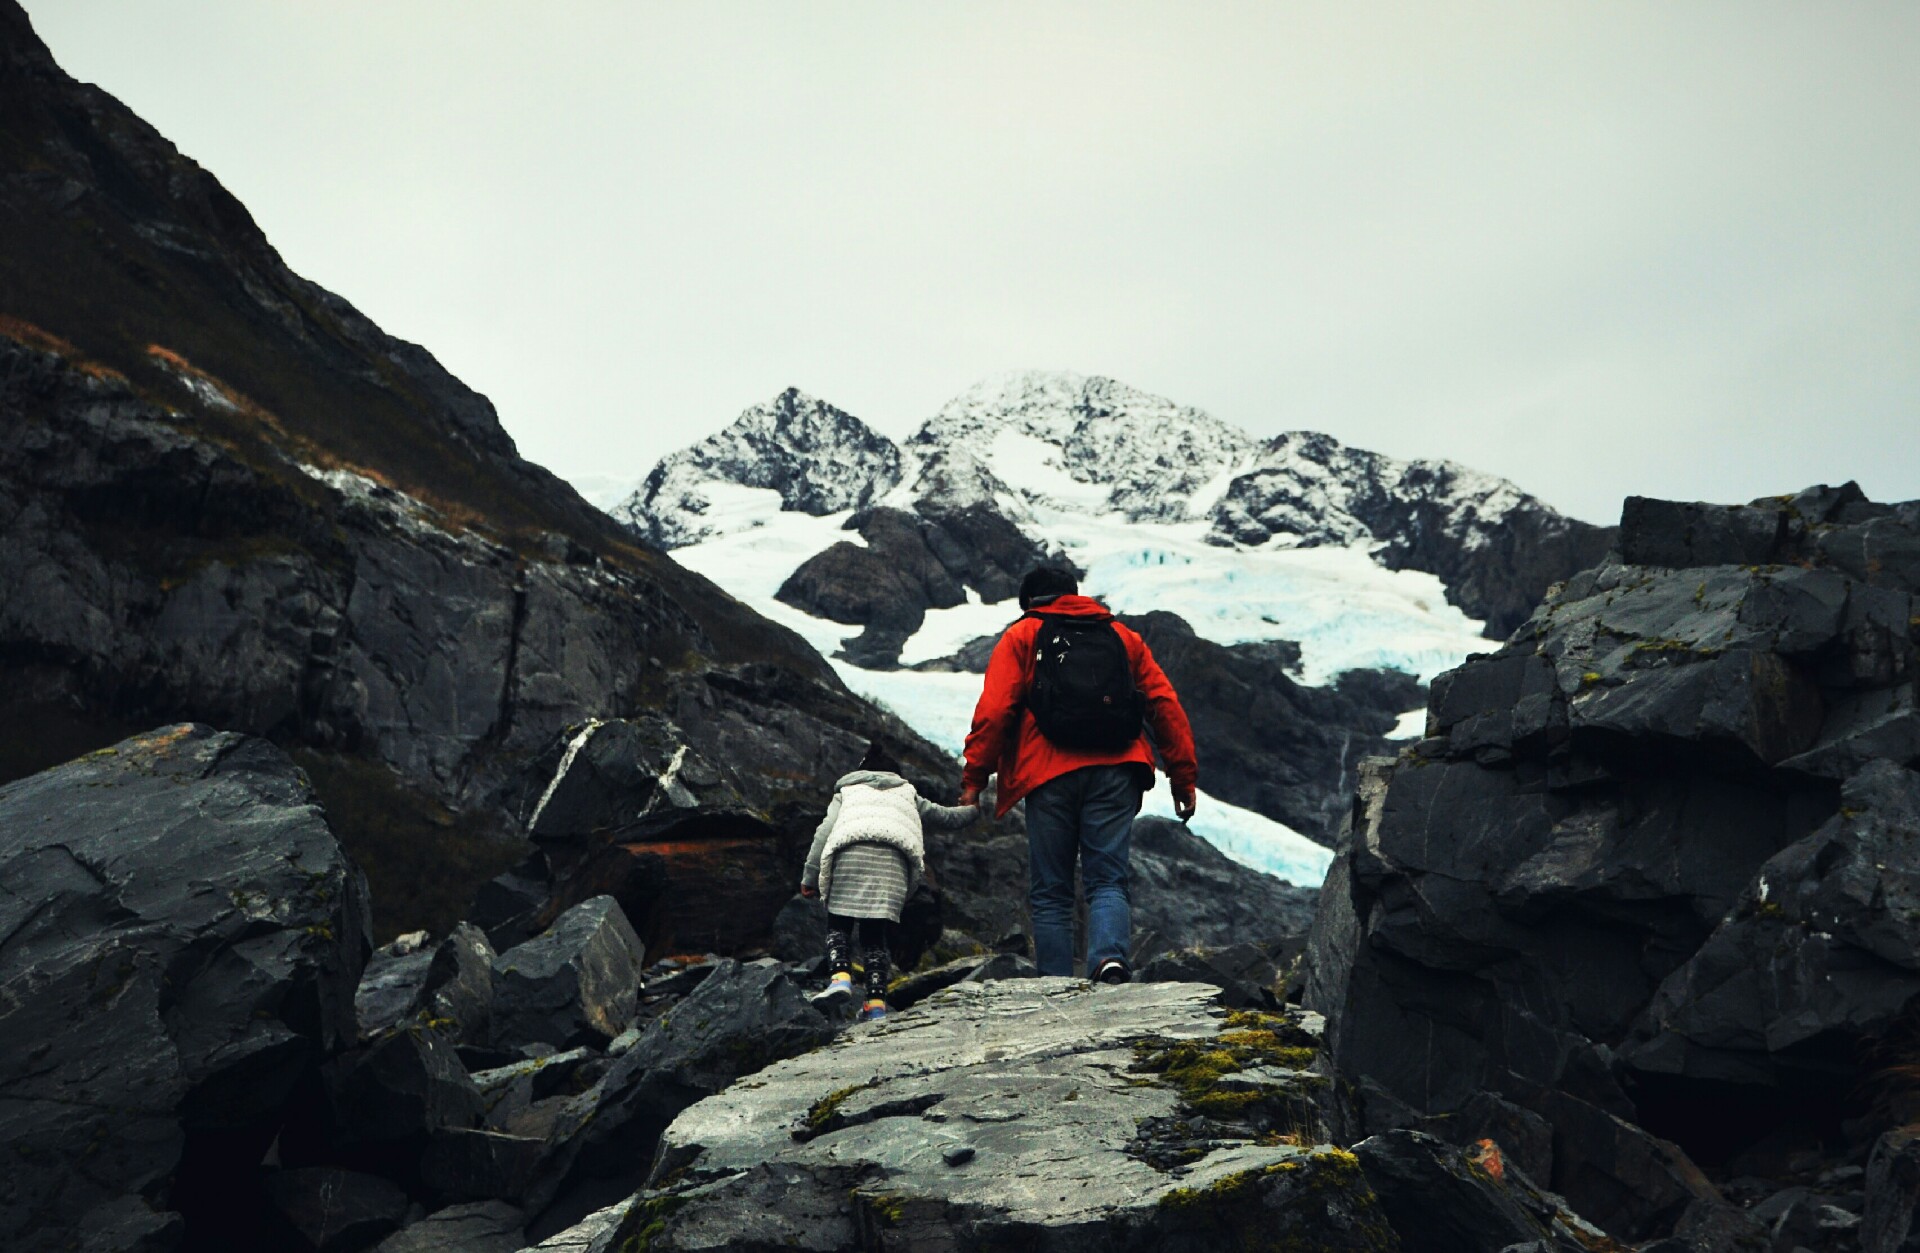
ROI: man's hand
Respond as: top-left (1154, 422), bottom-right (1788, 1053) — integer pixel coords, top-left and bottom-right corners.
top-left (958, 784), bottom-right (981, 810)
top-left (798, 885), bottom-right (819, 899)
top-left (1173, 788), bottom-right (1197, 822)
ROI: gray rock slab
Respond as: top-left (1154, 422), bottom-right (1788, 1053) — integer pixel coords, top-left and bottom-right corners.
top-left (630, 979), bottom-right (1386, 1249)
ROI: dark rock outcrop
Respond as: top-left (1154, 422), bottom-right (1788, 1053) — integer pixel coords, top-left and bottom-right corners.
top-left (776, 504), bottom-right (1056, 667)
top-left (489, 897), bottom-right (645, 1051)
top-left (1863, 1126), bottom-right (1920, 1253)
top-left (1305, 483), bottom-right (1920, 1245)
top-left (302, 1026), bottom-right (485, 1180)
top-left (1208, 431), bottom-right (1617, 639)
top-left (524, 959), bottom-right (836, 1236)
top-left (0, 724), bottom-right (370, 1252)
top-left (357, 924), bottom-right (495, 1044)
top-left (1353, 1129), bottom-right (1614, 1252)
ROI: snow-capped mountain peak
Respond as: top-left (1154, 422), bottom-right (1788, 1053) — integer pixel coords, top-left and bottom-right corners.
top-left (614, 387), bottom-right (903, 546)
top-left (909, 370), bottom-right (1260, 524)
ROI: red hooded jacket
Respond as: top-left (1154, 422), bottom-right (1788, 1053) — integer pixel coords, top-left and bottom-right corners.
top-left (962, 594), bottom-right (1199, 817)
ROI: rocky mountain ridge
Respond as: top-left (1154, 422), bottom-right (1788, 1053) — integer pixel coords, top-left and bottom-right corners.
top-left (0, 0), bottom-right (952, 937)
top-left (616, 368), bottom-right (1616, 641)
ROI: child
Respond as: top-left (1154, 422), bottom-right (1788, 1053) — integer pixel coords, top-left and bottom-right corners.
top-left (800, 741), bottom-right (979, 1022)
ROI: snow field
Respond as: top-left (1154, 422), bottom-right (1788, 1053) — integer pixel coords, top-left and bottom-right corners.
top-left (650, 478), bottom-right (1482, 887)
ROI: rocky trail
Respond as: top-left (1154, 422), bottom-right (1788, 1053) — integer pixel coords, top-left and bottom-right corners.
top-left (0, 720), bottom-right (1324, 1252)
top-left (5, 1), bottom-right (1920, 1246)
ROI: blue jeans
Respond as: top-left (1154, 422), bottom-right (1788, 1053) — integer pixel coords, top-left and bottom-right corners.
top-left (1024, 764), bottom-right (1140, 977)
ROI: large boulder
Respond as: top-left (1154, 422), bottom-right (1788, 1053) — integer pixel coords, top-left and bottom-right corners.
top-left (0, 725), bottom-right (370, 1252)
top-left (356, 924), bottom-right (494, 1044)
top-left (1304, 485), bottom-right (1920, 1244)
top-left (1624, 760), bottom-right (1920, 1089)
top-left (529, 959), bottom-right (835, 1230)
top-left (1354, 1130), bottom-right (1613, 1252)
top-left (296, 1025), bottom-right (485, 1182)
top-left (609, 980), bottom-right (1414, 1252)
top-left (489, 897), bottom-right (645, 1050)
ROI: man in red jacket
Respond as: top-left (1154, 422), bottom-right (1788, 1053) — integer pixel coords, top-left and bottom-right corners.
top-left (959, 567), bottom-right (1199, 983)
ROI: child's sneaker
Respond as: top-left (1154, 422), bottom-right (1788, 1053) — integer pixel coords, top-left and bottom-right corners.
top-left (811, 971), bottom-right (855, 1010)
top-left (857, 998), bottom-right (888, 1023)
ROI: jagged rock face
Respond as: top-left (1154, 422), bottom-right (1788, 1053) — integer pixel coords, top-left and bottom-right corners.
top-left (527, 959), bottom-right (837, 1233)
top-left (0, 725), bottom-right (370, 1252)
top-left (1863, 1127), bottom-right (1920, 1253)
top-left (263, 1168), bottom-right (410, 1253)
top-left (910, 370), bottom-right (1262, 522)
top-left (357, 924), bottom-right (496, 1044)
top-left (0, 1), bottom-right (944, 940)
top-left (1353, 1129), bottom-right (1618, 1252)
top-left (616, 389), bottom-right (906, 546)
top-left (0, 329), bottom-right (920, 936)
top-left (1208, 432), bottom-right (1616, 638)
top-left (1304, 483), bottom-right (1920, 1244)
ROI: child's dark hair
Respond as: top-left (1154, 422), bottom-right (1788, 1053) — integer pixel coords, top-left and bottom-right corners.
top-left (858, 740), bottom-right (902, 775)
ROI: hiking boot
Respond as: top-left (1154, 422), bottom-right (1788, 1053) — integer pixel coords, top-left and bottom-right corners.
top-left (1092, 958), bottom-right (1130, 986)
top-left (857, 998), bottom-right (888, 1023)
top-left (811, 971), bottom-right (855, 1010)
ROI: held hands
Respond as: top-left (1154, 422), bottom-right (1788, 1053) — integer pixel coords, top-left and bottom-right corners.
top-left (1173, 787), bottom-right (1197, 823)
top-left (958, 785), bottom-right (981, 811)
top-left (798, 885), bottom-right (819, 899)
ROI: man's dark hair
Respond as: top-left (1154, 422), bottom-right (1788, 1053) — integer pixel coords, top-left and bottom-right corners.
top-left (1019, 567), bottom-right (1078, 611)
top-left (857, 740), bottom-right (902, 775)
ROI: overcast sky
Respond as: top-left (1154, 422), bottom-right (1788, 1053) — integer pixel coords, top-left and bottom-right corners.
top-left (24, 2), bottom-right (1920, 523)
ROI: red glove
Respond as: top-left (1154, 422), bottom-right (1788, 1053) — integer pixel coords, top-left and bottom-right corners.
top-left (1173, 787), bottom-right (1197, 822)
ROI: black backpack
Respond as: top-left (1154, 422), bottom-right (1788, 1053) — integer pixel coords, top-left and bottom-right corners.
top-left (1024, 612), bottom-right (1146, 751)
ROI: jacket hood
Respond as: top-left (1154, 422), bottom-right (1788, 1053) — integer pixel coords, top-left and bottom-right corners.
top-left (835, 769), bottom-right (908, 791)
top-left (1027, 593), bottom-right (1113, 622)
